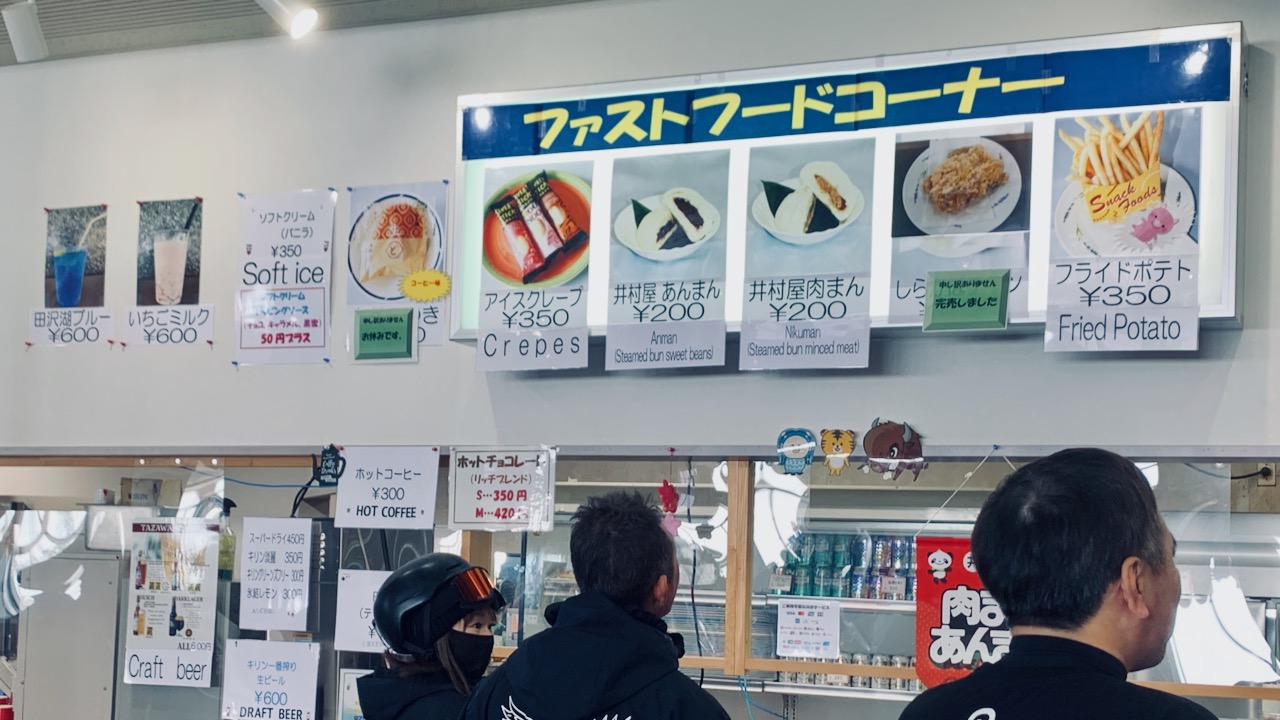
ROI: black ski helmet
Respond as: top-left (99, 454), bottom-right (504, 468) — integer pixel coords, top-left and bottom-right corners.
top-left (372, 553), bottom-right (505, 658)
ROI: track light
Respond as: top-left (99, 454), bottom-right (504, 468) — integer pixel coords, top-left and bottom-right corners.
top-left (2, 0), bottom-right (49, 63)
top-left (253, 0), bottom-right (318, 40)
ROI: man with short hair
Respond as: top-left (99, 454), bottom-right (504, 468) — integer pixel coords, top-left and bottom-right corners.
top-left (900, 447), bottom-right (1214, 720)
top-left (462, 490), bottom-right (730, 720)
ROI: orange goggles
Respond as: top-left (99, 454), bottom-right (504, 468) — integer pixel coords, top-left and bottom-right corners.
top-left (453, 566), bottom-right (498, 605)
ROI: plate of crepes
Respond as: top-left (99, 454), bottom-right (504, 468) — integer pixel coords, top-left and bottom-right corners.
top-left (750, 161), bottom-right (864, 246)
top-left (348, 194), bottom-right (443, 300)
top-left (483, 170), bottom-right (591, 288)
top-left (902, 137), bottom-right (1022, 236)
top-left (613, 187), bottom-right (720, 262)
top-left (1053, 111), bottom-right (1197, 257)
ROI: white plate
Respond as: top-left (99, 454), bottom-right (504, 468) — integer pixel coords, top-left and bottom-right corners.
top-left (1053, 165), bottom-right (1198, 258)
top-left (900, 234), bottom-right (1021, 259)
top-left (901, 137), bottom-right (1022, 236)
top-left (347, 193), bottom-right (443, 300)
top-left (613, 194), bottom-right (718, 262)
top-left (750, 178), bottom-right (864, 246)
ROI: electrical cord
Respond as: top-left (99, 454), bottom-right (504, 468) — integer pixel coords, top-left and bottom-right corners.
top-left (684, 456), bottom-right (706, 688)
top-left (739, 677), bottom-right (787, 720)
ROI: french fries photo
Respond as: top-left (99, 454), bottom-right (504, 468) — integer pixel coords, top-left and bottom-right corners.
top-left (1057, 111), bottom-right (1164, 187)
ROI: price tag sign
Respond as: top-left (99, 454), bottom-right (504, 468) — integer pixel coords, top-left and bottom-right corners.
top-left (1045, 254), bottom-right (1198, 351)
top-left (238, 518), bottom-right (312, 632)
top-left (334, 446), bottom-right (439, 530)
top-left (221, 640), bottom-right (320, 719)
top-left (449, 446), bottom-right (555, 532)
top-left (922, 269), bottom-right (1010, 332)
top-left (335, 570), bottom-right (391, 654)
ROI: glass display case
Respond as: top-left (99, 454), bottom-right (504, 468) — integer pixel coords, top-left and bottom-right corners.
top-left (489, 452), bottom-right (1280, 718)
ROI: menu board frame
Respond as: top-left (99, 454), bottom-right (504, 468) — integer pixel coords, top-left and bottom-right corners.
top-left (452, 23), bottom-right (1244, 341)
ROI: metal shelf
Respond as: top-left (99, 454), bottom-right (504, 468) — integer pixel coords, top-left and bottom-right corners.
top-left (760, 595), bottom-right (917, 613)
top-left (761, 681), bottom-right (919, 701)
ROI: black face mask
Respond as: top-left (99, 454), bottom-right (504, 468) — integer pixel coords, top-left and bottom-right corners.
top-left (448, 630), bottom-right (494, 683)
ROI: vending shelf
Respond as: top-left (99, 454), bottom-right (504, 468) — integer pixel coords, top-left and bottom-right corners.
top-left (761, 681), bottom-right (919, 702)
top-left (760, 594), bottom-right (917, 613)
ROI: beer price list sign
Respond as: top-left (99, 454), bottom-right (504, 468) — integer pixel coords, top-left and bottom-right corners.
top-left (221, 640), bottom-right (320, 720)
top-left (334, 445), bottom-right (440, 530)
top-left (448, 446), bottom-right (555, 532)
top-left (238, 517), bottom-right (313, 632)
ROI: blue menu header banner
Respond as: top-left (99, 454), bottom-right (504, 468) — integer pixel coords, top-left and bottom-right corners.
top-left (461, 38), bottom-right (1232, 161)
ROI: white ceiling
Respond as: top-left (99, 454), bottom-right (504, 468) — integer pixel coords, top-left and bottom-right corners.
top-left (0, 0), bottom-right (598, 65)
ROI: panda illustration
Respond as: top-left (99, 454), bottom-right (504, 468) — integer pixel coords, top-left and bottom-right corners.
top-left (928, 549), bottom-right (953, 583)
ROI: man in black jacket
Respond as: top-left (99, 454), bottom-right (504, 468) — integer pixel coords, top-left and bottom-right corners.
top-left (462, 491), bottom-right (730, 720)
top-left (900, 448), bottom-right (1214, 720)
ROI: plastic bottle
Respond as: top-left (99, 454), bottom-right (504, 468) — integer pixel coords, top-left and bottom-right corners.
top-left (218, 498), bottom-right (237, 582)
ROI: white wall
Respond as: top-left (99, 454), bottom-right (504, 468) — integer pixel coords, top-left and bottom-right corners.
top-left (0, 0), bottom-right (1276, 455)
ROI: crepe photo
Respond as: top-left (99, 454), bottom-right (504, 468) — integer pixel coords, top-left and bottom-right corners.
top-left (892, 126), bottom-right (1032, 238)
top-left (743, 139), bottom-right (875, 279)
top-left (347, 182), bottom-right (445, 303)
top-left (481, 166), bottom-right (591, 289)
top-left (1051, 107), bottom-right (1200, 258)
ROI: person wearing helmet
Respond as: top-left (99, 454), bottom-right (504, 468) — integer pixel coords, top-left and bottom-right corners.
top-left (358, 553), bottom-right (506, 720)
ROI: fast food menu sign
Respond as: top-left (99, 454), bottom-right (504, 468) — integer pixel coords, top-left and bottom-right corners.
top-left (740, 139), bottom-right (873, 369)
top-left (457, 25), bottom-right (1240, 362)
top-left (477, 162), bottom-right (591, 371)
top-left (461, 39), bottom-right (1231, 159)
top-left (606, 150), bottom-right (728, 371)
top-left (236, 190), bottom-right (335, 365)
top-left (334, 445), bottom-right (440, 530)
top-left (347, 182), bottom-right (449, 347)
top-left (221, 640), bottom-right (320, 720)
top-left (915, 537), bottom-right (1011, 688)
top-left (448, 446), bottom-right (555, 532)
top-left (1045, 109), bottom-right (1201, 351)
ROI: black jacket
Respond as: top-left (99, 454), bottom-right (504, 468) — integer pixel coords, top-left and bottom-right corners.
top-left (358, 666), bottom-right (466, 720)
top-left (461, 590), bottom-right (729, 720)
top-left (899, 635), bottom-right (1216, 720)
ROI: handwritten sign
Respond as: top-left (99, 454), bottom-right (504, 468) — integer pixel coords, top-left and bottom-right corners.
top-left (121, 305), bottom-right (215, 347)
top-left (915, 537), bottom-right (1010, 688)
top-left (236, 190), bottom-right (335, 365)
top-left (923, 269), bottom-right (1010, 332)
top-left (221, 640), bottom-right (320, 720)
top-left (124, 519), bottom-right (219, 687)
top-left (238, 518), bottom-right (312, 632)
top-left (776, 598), bottom-right (840, 660)
top-left (449, 446), bottom-right (555, 532)
top-left (335, 570), bottom-right (391, 653)
top-left (334, 446), bottom-right (439, 530)
top-left (1045, 255), bottom-right (1198, 351)
top-left (27, 307), bottom-right (114, 346)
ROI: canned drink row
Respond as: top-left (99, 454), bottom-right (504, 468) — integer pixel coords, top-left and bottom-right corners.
top-left (777, 654), bottom-right (923, 692)
top-left (787, 533), bottom-right (918, 575)
top-left (771, 565), bottom-right (917, 601)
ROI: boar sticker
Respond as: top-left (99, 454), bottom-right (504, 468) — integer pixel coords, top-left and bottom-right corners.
top-left (860, 418), bottom-right (928, 481)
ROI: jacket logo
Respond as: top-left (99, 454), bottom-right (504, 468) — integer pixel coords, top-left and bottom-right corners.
top-left (500, 697), bottom-right (632, 720)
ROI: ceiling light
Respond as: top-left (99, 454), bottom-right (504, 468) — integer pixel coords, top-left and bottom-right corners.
top-left (253, 0), bottom-right (318, 40)
top-left (2, 0), bottom-right (49, 63)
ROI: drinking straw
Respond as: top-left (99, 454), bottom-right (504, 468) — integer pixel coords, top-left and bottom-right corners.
top-left (77, 213), bottom-right (107, 249)
top-left (183, 199), bottom-right (201, 230)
